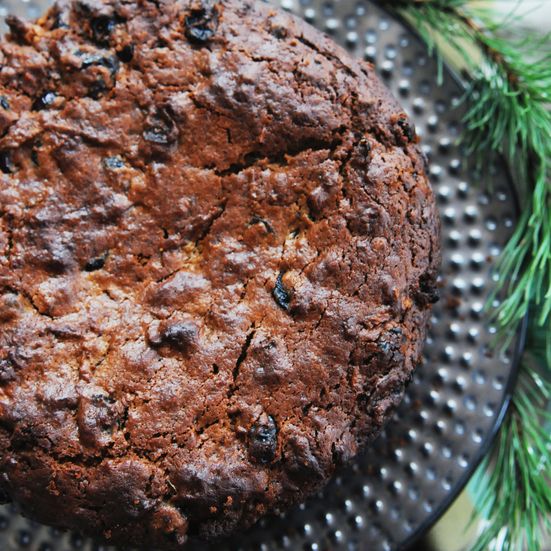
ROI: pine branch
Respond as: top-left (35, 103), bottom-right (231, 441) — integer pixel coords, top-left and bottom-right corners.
top-left (379, 1), bottom-right (551, 550)
top-left (469, 323), bottom-right (551, 551)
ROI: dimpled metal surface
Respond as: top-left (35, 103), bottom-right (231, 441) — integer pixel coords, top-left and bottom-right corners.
top-left (0, 1), bottom-right (522, 550)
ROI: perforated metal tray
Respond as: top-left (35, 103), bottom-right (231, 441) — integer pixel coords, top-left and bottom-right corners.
top-left (0, 1), bottom-right (524, 550)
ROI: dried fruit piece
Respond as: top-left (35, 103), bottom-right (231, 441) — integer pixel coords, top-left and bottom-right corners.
top-left (90, 15), bottom-right (117, 46)
top-left (395, 115), bottom-right (416, 144)
top-left (79, 52), bottom-right (119, 75)
top-left (415, 270), bottom-right (440, 305)
top-left (273, 272), bottom-right (290, 310)
top-left (250, 215), bottom-right (274, 233)
top-left (32, 91), bottom-right (57, 111)
top-left (84, 253), bottom-right (107, 272)
top-left (116, 43), bottom-right (134, 63)
top-left (103, 156), bottom-right (125, 169)
top-left (249, 414), bottom-right (278, 463)
top-left (143, 108), bottom-right (179, 146)
top-left (0, 151), bottom-right (15, 174)
top-left (184, 2), bottom-right (219, 44)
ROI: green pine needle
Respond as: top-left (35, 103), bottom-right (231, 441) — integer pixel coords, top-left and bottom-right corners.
top-left (381, 1), bottom-right (551, 550)
top-left (469, 362), bottom-right (551, 551)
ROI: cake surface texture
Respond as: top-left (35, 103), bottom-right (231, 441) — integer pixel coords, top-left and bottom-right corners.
top-left (0, 0), bottom-right (440, 547)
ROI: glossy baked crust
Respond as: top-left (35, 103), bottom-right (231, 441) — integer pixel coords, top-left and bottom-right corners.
top-left (0, 0), bottom-right (440, 547)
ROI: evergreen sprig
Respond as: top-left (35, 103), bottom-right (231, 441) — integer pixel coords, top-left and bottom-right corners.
top-left (379, 1), bottom-right (551, 549)
top-left (468, 326), bottom-right (551, 551)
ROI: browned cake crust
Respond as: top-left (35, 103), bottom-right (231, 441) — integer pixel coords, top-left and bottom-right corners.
top-left (0, 0), bottom-right (440, 547)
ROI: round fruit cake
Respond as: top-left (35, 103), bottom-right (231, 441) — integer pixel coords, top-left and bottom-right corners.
top-left (0, 0), bottom-right (440, 547)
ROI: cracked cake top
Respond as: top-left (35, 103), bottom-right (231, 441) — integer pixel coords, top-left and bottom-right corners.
top-left (0, 0), bottom-right (440, 547)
